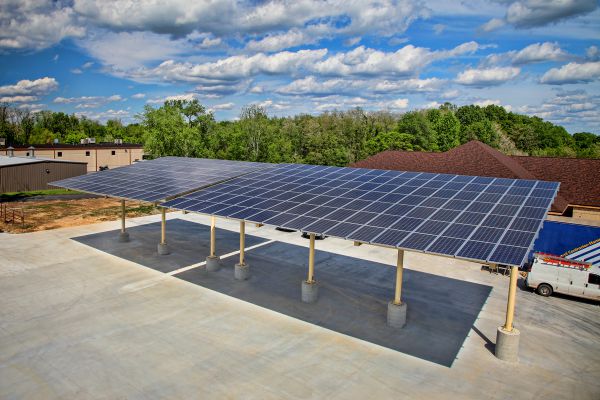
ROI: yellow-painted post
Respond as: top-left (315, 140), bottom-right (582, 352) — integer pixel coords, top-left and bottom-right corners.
top-left (160, 207), bottom-right (167, 244)
top-left (394, 249), bottom-right (404, 305)
top-left (307, 233), bottom-right (316, 283)
top-left (120, 199), bottom-right (126, 233)
top-left (503, 265), bottom-right (519, 332)
top-left (239, 220), bottom-right (246, 266)
top-left (210, 216), bottom-right (216, 257)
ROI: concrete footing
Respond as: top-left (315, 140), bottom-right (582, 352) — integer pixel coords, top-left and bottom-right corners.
top-left (157, 243), bottom-right (170, 255)
top-left (495, 326), bottom-right (520, 362)
top-left (387, 301), bottom-right (407, 328)
top-left (205, 256), bottom-right (220, 272)
top-left (234, 263), bottom-right (250, 280)
top-left (301, 280), bottom-right (319, 303)
top-left (118, 231), bottom-right (130, 243)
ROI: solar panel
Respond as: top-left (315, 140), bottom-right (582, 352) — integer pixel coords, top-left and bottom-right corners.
top-left (50, 156), bottom-right (270, 202)
top-left (162, 163), bottom-right (559, 267)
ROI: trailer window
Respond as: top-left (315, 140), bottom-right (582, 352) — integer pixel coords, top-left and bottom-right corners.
top-left (588, 274), bottom-right (600, 285)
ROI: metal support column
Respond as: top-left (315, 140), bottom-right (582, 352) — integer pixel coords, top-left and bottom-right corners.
top-left (308, 233), bottom-right (315, 283)
top-left (118, 199), bottom-right (129, 242)
top-left (157, 207), bottom-right (169, 255)
top-left (206, 215), bottom-right (220, 271)
top-left (210, 215), bottom-right (216, 257)
top-left (301, 233), bottom-right (318, 302)
top-left (495, 265), bottom-right (521, 361)
top-left (394, 249), bottom-right (404, 305)
top-left (387, 249), bottom-right (407, 328)
top-left (234, 220), bottom-right (249, 280)
top-left (239, 220), bottom-right (246, 266)
top-left (504, 265), bottom-right (519, 331)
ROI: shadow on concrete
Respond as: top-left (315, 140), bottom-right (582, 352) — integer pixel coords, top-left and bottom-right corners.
top-left (174, 241), bottom-right (492, 367)
top-left (72, 218), bottom-right (268, 274)
top-left (74, 220), bottom-right (492, 367)
top-left (471, 325), bottom-right (495, 356)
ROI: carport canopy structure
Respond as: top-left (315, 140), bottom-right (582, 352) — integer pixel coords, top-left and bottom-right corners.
top-left (163, 162), bottom-right (559, 361)
top-left (51, 156), bottom-right (272, 249)
top-left (53, 157), bottom-right (559, 362)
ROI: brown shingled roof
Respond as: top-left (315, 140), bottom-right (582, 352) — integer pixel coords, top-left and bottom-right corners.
top-left (351, 140), bottom-right (599, 214)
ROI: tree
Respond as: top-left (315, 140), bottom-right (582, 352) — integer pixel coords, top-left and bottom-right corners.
top-left (239, 104), bottom-right (269, 161)
top-left (427, 108), bottom-right (460, 151)
top-left (397, 111), bottom-right (437, 151)
top-left (462, 120), bottom-right (499, 146)
top-left (140, 100), bottom-right (214, 157)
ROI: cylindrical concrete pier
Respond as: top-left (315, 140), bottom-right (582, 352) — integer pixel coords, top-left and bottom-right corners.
top-left (387, 301), bottom-right (407, 328)
top-left (301, 280), bottom-right (318, 303)
top-left (235, 263), bottom-right (250, 280)
top-left (495, 326), bottom-right (520, 362)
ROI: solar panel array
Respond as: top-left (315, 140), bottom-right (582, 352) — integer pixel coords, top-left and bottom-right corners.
top-left (163, 163), bottom-right (559, 266)
top-left (51, 157), bottom-right (270, 202)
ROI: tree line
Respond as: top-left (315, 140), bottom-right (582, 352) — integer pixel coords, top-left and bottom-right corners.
top-left (1, 101), bottom-right (598, 164)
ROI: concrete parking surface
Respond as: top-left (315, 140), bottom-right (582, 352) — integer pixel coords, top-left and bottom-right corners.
top-left (1, 213), bottom-right (599, 399)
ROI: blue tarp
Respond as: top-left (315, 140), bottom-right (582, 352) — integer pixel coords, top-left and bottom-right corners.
top-left (530, 220), bottom-right (600, 260)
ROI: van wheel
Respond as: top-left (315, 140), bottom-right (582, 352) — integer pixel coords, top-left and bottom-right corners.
top-left (537, 283), bottom-right (553, 297)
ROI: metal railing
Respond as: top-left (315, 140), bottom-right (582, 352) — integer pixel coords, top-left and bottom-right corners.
top-left (0, 203), bottom-right (25, 226)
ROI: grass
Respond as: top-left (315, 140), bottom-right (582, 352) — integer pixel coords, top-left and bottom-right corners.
top-left (0, 189), bottom-right (83, 201)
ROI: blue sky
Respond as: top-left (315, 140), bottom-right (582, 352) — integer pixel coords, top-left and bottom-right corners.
top-left (0, 0), bottom-right (599, 133)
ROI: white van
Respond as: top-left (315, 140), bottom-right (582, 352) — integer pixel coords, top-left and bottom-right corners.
top-left (525, 253), bottom-right (600, 301)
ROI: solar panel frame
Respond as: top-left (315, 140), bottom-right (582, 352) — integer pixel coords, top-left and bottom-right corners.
top-left (162, 162), bottom-right (559, 266)
top-left (50, 156), bottom-right (272, 203)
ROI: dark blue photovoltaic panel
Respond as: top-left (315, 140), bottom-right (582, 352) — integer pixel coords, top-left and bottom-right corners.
top-left (51, 156), bottom-right (271, 202)
top-left (488, 245), bottom-right (529, 266)
top-left (162, 162), bottom-right (559, 266)
top-left (428, 237), bottom-right (464, 255)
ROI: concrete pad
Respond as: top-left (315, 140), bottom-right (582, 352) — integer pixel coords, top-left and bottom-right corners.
top-left (73, 218), bottom-right (267, 273)
top-left (174, 241), bottom-right (491, 367)
top-left (1, 213), bottom-right (600, 399)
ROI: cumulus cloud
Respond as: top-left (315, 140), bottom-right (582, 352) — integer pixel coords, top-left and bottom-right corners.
top-left (53, 94), bottom-right (123, 108)
top-left (147, 93), bottom-right (198, 104)
top-left (78, 31), bottom-right (191, 69)
top-left (0, 1), bottom-right (85, 50)
top-left (76, 108), bottom-right (130, 122)
top-left (131, 93), bottom-right (146, 99)
top-left (0, 95), bottom-right (39, 103)
top-left (456, 67), bottom-right (520, 86)
top-left (245, 25), bottom-right (330, 53)
top-left (481, 42), bottom-right (569, 67)
top-left (517, 89), bottom-right (600, 128)
top-left (211, 102), bottom-right (235, 110)
top-left (540, 61), bottom-right (600, 84)
top-left (0, 77), bottom-right (58, 96)
top-left (0, 1), bottom-right (428, 52)
top-left (481, 0), bottom-right (598, 31)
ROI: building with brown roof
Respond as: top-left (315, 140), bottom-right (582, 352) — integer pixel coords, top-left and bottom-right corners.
top-left (352, 141), bottom-right (600, 221)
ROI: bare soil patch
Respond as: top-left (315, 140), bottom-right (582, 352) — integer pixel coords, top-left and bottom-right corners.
top-left (0, 198), bottom-right (161, 234)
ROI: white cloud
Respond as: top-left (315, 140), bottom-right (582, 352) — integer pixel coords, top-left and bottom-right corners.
top-left (131, 93), bottom-right (146, 99)
top-left (71, 68), bottom-right (83, 74)
top-left (481, 42), bottom-right (569, 67)
top-left (456, 67), bottom-right (520, 86)
top-left (311, 42), bottom-right (479, 77)
top-left (389, 98), bottom-right (409, 109)
top-left (433, 24), bottom-right (446, 35)
top-left (0, 95), bottom-right (39, 103)
top-left (53, 94), bottom-right (123, 108)
top-left (0, 77), bottom-right (58, 96)
top-left (481, 0), bottom-right (598, 31)
top-left (540, 61), bottom-right (600, 84)
top-left (0, 1), bottom-right (85, 50)
top-left (511, 42), bottom-right (569, 64)
top-left (211, 102), bottom-right (235, 110)
top-left (440, 89), bottom-right (460, 99)
top-left (246, 25), bottom-right (330, 52)
top-left (147, 93), bottom-right (198, 104)
top-left (76, 108), bottom-right (130, 122)
top-left (586, 45), bottom-right (599, 60)
top-left (78, 30), bottom-right (191, 69)
top-left (480, 18), bottom-right (505, 32)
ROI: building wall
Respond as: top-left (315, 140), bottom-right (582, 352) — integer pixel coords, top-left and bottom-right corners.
top-left (5, 147), bottom-right (144, 172)
top-left (572, 206), bottom-right (600, 222)
top-left (0, 161), bottom-right (87, 193)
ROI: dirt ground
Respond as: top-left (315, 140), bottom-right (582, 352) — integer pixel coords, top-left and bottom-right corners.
top-left (0, 198), bottom-right (161, 234)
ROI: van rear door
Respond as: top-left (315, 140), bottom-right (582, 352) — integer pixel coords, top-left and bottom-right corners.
top-left (584, 273), bottom-right (600, 300)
